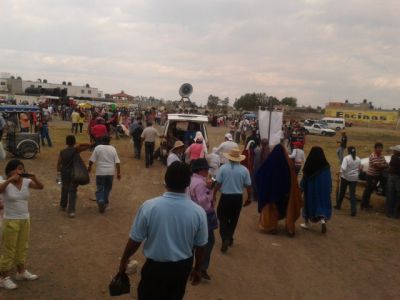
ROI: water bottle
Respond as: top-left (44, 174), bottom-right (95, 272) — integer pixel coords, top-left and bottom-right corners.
top-left (56, 172), bottom-right (62, 185)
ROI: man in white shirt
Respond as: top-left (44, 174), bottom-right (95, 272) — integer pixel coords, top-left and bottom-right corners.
top-left (289, 143), bottom-right (305, 175)
top-left (70, 109), bottom-right (80, 134)
top-left (215, 133), bottom-right (238, 165)
top-left (88, 136), bottom-right (121, 213)
top-left (141, 122), bottom-right (161, 168)
top-left (335, 147), bottom-right (361, 216)
top-left (167, 141), bottom-right (185, 166)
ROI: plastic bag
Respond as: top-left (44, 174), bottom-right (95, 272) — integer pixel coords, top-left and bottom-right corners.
top-left (72, 153), bottom-right (90, 185)
top-left (109, 272), bottom-right (131, 296)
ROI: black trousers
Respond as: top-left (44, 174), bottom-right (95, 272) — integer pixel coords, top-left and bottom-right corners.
top-left (138, 257), bottom-right (193, 300)
top-left (361, 175), bottom-right (379, 207)
top-left (144, 142), bottom-right (155, 167)
top-left (217, 194), bottom-right (243, 242)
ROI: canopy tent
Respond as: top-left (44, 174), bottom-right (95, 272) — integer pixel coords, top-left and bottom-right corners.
top-left (78, 102), bottom-right (92, 109)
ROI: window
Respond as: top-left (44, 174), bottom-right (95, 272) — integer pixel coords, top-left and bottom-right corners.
top-left (81, 89), bottom-right (85, 93)
top-left (38, 85), bottom-right (42, 88)
top-left (0, 82), bottom-right (5, 86)
top-left (30, 85), bottom-right (34, 88)
top-left (88, 90), bottom-right (91, 94)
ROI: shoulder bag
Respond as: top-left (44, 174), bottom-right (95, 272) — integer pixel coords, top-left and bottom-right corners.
top-left (72, 151), bottom-right (90, 185)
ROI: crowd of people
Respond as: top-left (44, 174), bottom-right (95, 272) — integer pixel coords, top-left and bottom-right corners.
top-left (0, 106), bottom-right (399, 299)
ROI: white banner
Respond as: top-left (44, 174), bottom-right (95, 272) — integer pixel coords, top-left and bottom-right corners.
top-left (258, 110), bottom-right (283, 147)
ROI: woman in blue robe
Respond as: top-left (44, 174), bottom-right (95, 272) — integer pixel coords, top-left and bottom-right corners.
top-left (255, 144), bottom-right (302, 236)
top-left (300, 146), bottom-right (332, 234)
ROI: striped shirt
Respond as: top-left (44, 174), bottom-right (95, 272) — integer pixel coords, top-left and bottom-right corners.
top-left (367, 152), bottom-right (388, 177)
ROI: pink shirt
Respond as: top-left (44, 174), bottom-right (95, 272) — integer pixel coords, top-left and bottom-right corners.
top-left (186, 143), bottom-right (204, 160)
top-left (189, 174), bottom-right (213, 212)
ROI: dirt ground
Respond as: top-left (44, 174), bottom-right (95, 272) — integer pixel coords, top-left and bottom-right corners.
top-left (1, 120), bottom-right (400, 300)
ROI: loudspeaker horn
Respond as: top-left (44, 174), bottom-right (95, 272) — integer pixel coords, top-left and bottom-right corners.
top-left (179, 83), bottom-right (193, 99)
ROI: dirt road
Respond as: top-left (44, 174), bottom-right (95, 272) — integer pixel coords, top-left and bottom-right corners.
top-left (1, 122), bottom-right (399, 299)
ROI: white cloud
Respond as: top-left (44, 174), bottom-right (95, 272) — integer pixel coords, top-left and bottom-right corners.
top-left (0, 0), bottom-right (399, 107)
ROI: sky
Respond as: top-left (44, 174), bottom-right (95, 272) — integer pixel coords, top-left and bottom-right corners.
top-left (0, 0), bottom-right (399, 108)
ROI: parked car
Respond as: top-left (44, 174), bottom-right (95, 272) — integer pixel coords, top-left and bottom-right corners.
top-left (155, 114), bottom-right (209, 164)
top-left (360, 155), bottom-right (390, 175)
top-left (322, 117), bottom-right (346, 131)
top-left (304, 123), bottom-right (336, 136)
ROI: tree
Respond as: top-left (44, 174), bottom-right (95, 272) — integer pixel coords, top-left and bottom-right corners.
top-left (281, 97), bottom-right (297, 107)
top-left (207, 94), bottom-right (220, 110)
top-left (234, 93), bottom-right (280, 111)
top-left (234, 93), bottom-right (259, 111)
top-left (220, 97), bottom-right (229, 112)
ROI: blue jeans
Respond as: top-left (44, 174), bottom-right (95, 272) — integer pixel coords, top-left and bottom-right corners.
top-left (337, 147), bottom-right (345, 164)
top-left (336, 178), bottom-right (357, 215)
top-left (201, 230), bottom-right (215, 271)
top-left (40, 124), bottom-right (53, 147)
top-left (95, 175), bottom-right (114, 205)
top-left (144, 142), bottom-right (155, 167)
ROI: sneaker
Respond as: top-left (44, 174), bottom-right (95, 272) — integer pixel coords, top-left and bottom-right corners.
top-left (68, 212), bottom-right (75, 218)
top-left (300, 223), bottom-right (309, 230)
top-left (15, 270), bottom-right (39, 281)
top-left (0, 276), bottom-right (18, 289)
top-left (333, 205), bottom-right (341, 210)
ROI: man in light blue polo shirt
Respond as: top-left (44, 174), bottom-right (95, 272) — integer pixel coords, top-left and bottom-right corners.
top-left (118, 162), bottom-right (208, 300)
top-left (214, 148), bottom-right (252, 253)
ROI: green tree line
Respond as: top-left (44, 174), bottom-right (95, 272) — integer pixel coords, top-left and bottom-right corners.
top-left (207, 93), bottom-right (298, 111)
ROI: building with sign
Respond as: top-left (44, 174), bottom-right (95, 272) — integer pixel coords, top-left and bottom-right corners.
top-left (325, 101), bottom-right (399, 127)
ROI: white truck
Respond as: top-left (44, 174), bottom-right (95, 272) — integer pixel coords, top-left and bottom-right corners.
top-left (304, 123), bottom-right (336, 136)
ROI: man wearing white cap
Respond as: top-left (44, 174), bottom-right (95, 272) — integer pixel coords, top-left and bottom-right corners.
top-left (215, 133), bottom-right (238, 165)
top-left (213, 148), bottom-right (252, 253)
top-left (386, 145), bottom-right (400, 218)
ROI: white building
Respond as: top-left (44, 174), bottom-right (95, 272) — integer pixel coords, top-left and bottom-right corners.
top-left (0, 73), bottom-right (103, 99)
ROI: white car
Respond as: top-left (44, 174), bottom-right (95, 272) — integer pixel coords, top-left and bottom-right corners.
top-left (155, 114), bottom-right (209, 164)
top-left (360, 156), bottom-right (391, 172)
top-left (304, 124), bottom-right (336, 136)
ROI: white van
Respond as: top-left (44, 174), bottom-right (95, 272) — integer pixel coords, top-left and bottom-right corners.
top-left (322, 117), bottom-right (345, 131)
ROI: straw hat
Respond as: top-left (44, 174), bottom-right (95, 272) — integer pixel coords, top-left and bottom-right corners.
top-left (390, 145), bottom-right (400, 152)
top-left (223, 148), bottom-right (246, 162)
top-left (171, 140), bottom-right (185, 151)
